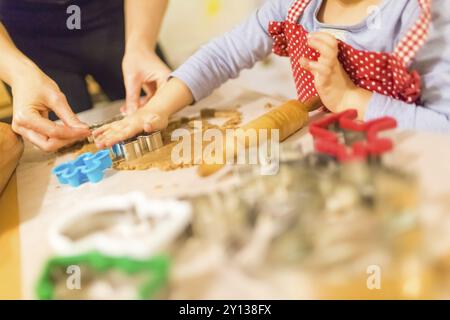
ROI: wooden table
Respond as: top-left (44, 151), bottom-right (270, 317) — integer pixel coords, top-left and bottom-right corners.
top-left (0, 173), bottom-right (21, 299)
top-left (1, 84), bottom-right (450, 299)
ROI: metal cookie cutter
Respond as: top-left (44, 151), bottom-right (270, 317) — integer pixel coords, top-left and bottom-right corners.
top-left (88, 114), bottom-right (125, 144)
top-left (109, 131), bottom-right (164, 162)
top-left (48, 192), bottom-right (192, 258)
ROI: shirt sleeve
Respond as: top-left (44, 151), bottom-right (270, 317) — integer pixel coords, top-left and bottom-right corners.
top-left (365, 94), bottom-right (450, 133)
top-left (171, 0), bottom-right (294, 102)
top-left (365, 0), bottom-right (450, 133)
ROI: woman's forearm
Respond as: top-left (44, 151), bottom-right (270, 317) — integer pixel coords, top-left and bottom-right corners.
top-left (0, 23), bottom-right (38, 87)
top-left (124, 0), bottom-right (168, 51)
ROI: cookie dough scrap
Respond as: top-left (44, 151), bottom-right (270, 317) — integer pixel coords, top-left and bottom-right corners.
top-left (74, 143), bottom-right (100, 156)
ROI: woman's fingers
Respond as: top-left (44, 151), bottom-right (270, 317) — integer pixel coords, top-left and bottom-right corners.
top-left (16, 126), bottom-right (79, 153)
top-left (49, 92), bottom-right (89, 130)
top-left (124, 74), bottom-right (143, 115)
top-left (14, 109), bottom-right (89, 140)
top-left (143, 81), bottom-right (157, 101)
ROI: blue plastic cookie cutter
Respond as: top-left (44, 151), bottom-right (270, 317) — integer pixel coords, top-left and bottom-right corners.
top-left (52, 150), bottom-right (113, 188)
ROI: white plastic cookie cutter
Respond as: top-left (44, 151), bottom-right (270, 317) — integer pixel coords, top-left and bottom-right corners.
top-left (49, 193), bottom-right (192, 259)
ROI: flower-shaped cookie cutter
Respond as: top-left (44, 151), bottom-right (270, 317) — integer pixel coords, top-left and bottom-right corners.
top-left (49, 192), bottom-right (192, 259)
top-left (52, 150), bottom-right (113, 187)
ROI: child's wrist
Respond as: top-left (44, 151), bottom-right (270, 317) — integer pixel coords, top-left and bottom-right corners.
top-left (142, 102), bottom-right (171, 119)
top-left (342, 87), bottom-right (373, 120)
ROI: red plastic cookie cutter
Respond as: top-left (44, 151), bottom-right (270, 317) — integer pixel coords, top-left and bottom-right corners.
top-left (309, 109), bottom-right (357, 143)
top-left (309, 110), bottom-right (398, 162)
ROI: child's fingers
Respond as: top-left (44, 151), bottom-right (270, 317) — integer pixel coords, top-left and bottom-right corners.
top-left (308, 33), bottom-right (339, 63)
top-left (95, 128), bottom-right (123, 148)
top-left (94, 130), bottom-right (113, 148)
top-left (308, 32), bottom-right (339, 49)
top-left (94, 124), bottom-right (124, 147)
top-left (300, 58), bottom-right (333, 87)
top-left (308, 38), bottom-right (338, 62)
top-left (98, 135), bottom-right (120, 149)
top-left (96, 119), bottom-right (145, 148)
top-left (300, 57), bottom-right (332, 75)
top-left (92, 124), bottom-right (111, 137)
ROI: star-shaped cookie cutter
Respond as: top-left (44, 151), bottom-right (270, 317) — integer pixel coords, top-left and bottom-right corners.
top-left (309, 110), bottom-right (397, 162)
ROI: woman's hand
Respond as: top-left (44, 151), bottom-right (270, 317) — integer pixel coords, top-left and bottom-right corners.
top-left (300, 32), bottom-right (373, 119)
top-left (11, 67), bottom-right (90, 152)
top-left (122, 47), bottom-right (171, 115)
top-left (0, 22), bottom-right (89, 152)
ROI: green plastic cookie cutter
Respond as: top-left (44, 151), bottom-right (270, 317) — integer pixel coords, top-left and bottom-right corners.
top-left (36, 251), bottom-right (170, 300)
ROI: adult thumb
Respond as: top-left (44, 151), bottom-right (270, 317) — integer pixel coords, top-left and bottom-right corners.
top-left (51, 93), bottom-right (88, 130)
top-left (125, 76), bottom-right (142, 115)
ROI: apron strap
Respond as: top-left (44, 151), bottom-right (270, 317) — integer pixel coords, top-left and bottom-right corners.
top-left (393, 0), bottom-right (433, 66)
top-left (287, 0), bottom-right (312, 23)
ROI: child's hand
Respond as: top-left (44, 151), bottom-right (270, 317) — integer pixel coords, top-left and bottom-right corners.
top-left (93, 108), bottom-right (169, 149)
top-left (300, 32), bottom-right (372, 119)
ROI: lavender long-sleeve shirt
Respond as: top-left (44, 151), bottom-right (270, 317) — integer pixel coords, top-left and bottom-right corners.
top-left (172, 0), bottom-right (450, 133)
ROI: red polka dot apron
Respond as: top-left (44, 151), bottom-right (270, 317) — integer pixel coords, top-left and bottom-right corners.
top-left (268, 0), bottom-right (432, 104)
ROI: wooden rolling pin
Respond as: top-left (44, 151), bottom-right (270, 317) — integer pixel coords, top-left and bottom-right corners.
top-left (0, 123), bottom-right (24, 193)
top-left (198, 97), bottom-right (321, 177)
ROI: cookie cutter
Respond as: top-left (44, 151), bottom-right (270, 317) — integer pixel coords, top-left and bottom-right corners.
top-left (87, 114), bottom-right (165, 162)
top-left (89, 114), bottom-right (125, 130)
top-left (88, 114), bottom-right (125, 144)
top-left (309, 110), bottom-right (397, 163)
top-left (52, 150), bottom-right (113, 187)
top-left (48, 192), bottom-right (192, 258)
top-left (36, 252), bottom-right (170, 300)
top-left (109, 131), bottom-right (164, 162)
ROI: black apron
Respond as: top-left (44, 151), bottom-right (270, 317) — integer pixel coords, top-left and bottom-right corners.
top-left (0, 0), bottom-right (166, 115)
top-left (0, 0), bottom-right (124, 36)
